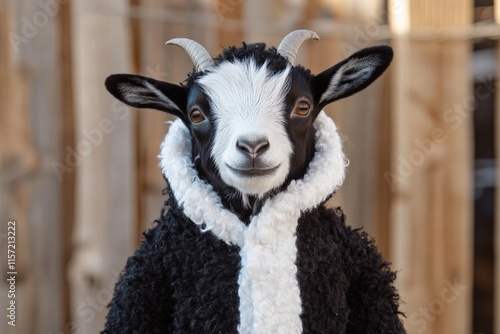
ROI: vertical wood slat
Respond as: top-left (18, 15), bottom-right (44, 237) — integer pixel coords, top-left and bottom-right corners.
top-left (68, 0), bottom-right (136, 332)
top-left (0, 2), bottom-right (37, 334)
top-left (22, 0), bottom-right (65, 329)
top-left (58, 0), bottom-right (76, 328)
top-left (242, 0), bottom-right (306, 47)
top-left (216, 0), bottom-right (243, 49)
top-left (242, 0), bottom-right (281, 44)
top-left (1, 0), bottom-right (67, 332)
top-left (134, 0), bottom-right (187, 237)
top-left (389, 1), bottom-right (473, 333)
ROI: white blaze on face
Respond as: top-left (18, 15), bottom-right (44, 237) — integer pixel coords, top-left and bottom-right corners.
top-left (198, 60), bottom-right (293, 197)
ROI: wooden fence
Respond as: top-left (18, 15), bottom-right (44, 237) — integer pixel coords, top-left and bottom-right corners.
top-left (0, 0), bottom-right (497, 333)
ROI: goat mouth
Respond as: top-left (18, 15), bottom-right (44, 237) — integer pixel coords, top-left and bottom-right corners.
top-left (227, 164), bottom-right (280, 177)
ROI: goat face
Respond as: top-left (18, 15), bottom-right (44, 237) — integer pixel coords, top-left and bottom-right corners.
top-left (194, 59), bottom-right (296, 197)
top-left (105, 31), bottom-right (392, 206)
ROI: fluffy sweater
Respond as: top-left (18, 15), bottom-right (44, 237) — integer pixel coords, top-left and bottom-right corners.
top-left (102, 112), bottom-right (405, 333)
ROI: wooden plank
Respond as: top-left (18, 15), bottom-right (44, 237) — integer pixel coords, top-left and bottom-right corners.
top-left (58, 0), bottom-right (76, 328)
top-left (0, 4), bottom-right (35, 333)
top-left (1, 0), bottom-right (68, 332)
top-left (242, 0), bottom-right (305, 47)
top-left (134, 0), bottom-right (184, 238)
top-left (216, 0), bottom-right (243, 49)
top-left (22, 1), bottom-right (66, 328)
top-left (389, 1), bottom-right (473, 333)
top-left (68, 0), bottom-right (137, 332)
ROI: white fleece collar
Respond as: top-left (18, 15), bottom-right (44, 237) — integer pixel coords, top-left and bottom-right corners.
top-left (159, 111), bottom-right (347, 334)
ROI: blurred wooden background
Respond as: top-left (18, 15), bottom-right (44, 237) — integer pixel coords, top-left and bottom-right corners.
top-left (1, 0), bottom-right (499, 333)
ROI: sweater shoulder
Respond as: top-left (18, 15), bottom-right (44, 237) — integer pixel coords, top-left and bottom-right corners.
top-left (298, 206), bottom-right (392, 276)
top-left (305, 206), bottom-right (379, 248)
top-left (141, 194), bottom-right (195, 242)
top-left (298, 205), bottom-right (362, 245)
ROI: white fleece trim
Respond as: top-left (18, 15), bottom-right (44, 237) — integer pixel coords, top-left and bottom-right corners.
top-left (158, 111), bottom-right (346, 333)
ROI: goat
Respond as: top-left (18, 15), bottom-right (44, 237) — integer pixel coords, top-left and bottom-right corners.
top-left (103, 30), bottom-right (405, 334)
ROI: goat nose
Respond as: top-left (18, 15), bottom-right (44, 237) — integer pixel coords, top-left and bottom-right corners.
top-left (236, 137), bottom-right (270, 156)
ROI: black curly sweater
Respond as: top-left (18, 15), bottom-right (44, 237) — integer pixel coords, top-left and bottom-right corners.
top-left (102, 114), bottom-right (405, 333)
top-left (102, 196), bottom-right (404, 333)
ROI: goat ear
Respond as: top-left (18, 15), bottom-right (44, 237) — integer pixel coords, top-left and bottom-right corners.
top-left (105, 74), bottom-right (187, 120)
top-left (312, 45), bottom-right (393, 109)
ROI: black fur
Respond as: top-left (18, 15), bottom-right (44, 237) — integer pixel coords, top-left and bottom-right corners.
top-left (185, 42), bottom-right (302, 84)
top-left (311, 45), bottom-right (393, 110)
top-left (102, 189), bottom-right (405, 333)
top-left (105, 74), bottom-right (188, 122)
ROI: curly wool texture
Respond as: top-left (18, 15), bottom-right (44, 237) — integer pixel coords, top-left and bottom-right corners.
top-left (102, 194), bottom-right (405, 333)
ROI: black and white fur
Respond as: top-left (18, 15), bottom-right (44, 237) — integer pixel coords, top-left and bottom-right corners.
top-left (103, 30), bottom-right (403, 333)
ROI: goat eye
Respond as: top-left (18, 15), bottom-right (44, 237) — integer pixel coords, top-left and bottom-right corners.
top-left (294, 100), bottom-right (311, 117)
top-left (189, 109), bottom-right (206, 123)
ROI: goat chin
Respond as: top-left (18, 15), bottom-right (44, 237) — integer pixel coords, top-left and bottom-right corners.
top-left (219, 164), bottom-right (289, 198)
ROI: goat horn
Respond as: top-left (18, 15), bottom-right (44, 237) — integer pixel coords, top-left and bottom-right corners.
top-left (277, 30), bottom-right (320, 65)
top-left (166, 38), bottom-right (214, 72)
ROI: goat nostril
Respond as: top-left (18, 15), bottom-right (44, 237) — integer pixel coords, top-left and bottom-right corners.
top-left (237, 138), bottom-right (270, 155)
top-left (254, 140), bottom-right (269, 154)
